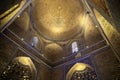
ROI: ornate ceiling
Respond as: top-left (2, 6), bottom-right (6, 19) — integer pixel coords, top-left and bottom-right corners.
top-left (2, 0), bottom-right (106, 63)
top-left (32, 0), bottom-right (85, 41)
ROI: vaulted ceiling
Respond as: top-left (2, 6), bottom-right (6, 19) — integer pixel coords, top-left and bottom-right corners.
top-left (30, 0), bottom-right (103, 62)
top-left (32, 0), bottom-right (85, 41)
top-left (1, 0), bottom-right (119, 66)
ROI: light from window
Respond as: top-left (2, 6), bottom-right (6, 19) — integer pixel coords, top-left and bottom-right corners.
top-left (31, 36), bottom-right (38, 47)
top-left (72, 42), bottom-right (78, 53)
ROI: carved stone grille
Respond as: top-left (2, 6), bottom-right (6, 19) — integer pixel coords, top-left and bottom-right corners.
top-left (71, 68), bottom-right (98, 80)
top-left (0, 61), bottom-right (32, 80)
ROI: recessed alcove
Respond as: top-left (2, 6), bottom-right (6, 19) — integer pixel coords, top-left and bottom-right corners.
top-left (0, 57), bottom-right (37, 80)
top-left (66, 63), bottom-right (98, 80)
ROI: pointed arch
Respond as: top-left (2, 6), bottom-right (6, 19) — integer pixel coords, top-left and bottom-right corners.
top-left (0, 56), bottom-right (37, 80)
top-left (66, 63), bottom-right (93, 80)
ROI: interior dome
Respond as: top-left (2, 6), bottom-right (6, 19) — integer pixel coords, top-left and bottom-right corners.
top-left (32, 0), bottom-right (85, 41)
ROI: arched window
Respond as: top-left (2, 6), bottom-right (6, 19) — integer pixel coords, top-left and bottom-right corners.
top-left (31, 36), bottom-right (39, 47)
top-left (72, 41), bottom-right (78, 53)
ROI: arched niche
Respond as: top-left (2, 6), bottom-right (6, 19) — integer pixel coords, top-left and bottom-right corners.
top-left (0, 56), bottom-right (37, 80)
top-left (66, 63), bottom-right (94, 80)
